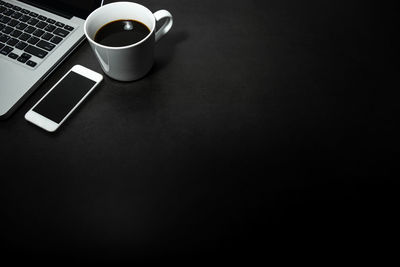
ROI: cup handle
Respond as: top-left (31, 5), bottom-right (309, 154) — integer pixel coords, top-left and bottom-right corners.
top-left (153, 10), bottom-right (173, 42)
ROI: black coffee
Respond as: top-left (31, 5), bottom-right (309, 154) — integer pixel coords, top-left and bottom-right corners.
top-left (94, 19), bottom-right (150, 47)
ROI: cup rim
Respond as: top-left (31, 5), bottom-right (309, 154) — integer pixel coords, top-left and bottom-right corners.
top-left (84, 1), bottom-right (155, 50)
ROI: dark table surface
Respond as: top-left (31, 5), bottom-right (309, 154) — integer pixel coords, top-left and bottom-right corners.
top-left (1, 0), bottom-right (398, 262)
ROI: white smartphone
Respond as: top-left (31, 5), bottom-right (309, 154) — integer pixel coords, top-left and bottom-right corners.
top-left (25, 65), bottom-right (103, 132)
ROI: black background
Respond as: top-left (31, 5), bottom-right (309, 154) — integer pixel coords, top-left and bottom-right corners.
top-left (1, 0), bottom-right (399, 262)
top-left (21, 0), bottom-right (102, 18)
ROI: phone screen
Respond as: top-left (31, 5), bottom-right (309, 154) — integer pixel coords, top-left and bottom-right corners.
top-left (33, 71), bottom-right (96, 123)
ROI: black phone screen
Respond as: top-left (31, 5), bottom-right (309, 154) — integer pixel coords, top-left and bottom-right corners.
top-left (33, 71), bottom-right (96, 123)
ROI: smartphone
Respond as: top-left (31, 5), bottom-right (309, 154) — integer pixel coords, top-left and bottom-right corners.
top-left (25, 65), bottom-right (103, 132)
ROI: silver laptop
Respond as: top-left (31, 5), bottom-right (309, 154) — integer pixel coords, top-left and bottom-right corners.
top-left (0, 0), bottom-right (103, 119)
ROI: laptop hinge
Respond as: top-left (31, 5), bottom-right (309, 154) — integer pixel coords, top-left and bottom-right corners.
top-left (18, 0), bottom-right (73, 19)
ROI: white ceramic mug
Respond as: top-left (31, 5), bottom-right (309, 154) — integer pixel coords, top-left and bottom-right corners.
top-left (84, 2), bottom-right (173, 81)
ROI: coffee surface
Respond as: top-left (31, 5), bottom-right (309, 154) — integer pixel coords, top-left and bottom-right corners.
top-left (94, 19), bottom-right (150, 47)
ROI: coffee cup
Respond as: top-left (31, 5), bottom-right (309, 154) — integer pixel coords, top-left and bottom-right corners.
top-left (84, 2), bottom-right (173, 81)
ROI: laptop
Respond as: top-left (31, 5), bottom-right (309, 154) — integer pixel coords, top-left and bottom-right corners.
top-left (0, 0), bottom-right (103, 119)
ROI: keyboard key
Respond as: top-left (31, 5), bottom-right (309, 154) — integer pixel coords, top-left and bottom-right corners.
top-left (24, 25), bottom-right (35, 33)
top-left (0, 16), bottom-right (10, 23)
top-left (10, 29), bottom-right (22, 38)
top-left (7, 37), bottom-right (18, 46)
top-left (53, 27), bottom-right (68, 37)
top-left (29, 12), bottom-right (38, 17)
top-left (0, 7), bottom-right (5, 13)
top-left (27, 36), bottom-right (39, 44)
top-left (0, 45), bottom-right (13, 55)
top-left (0, 42), bottom-right (4, 49)
top-left (21, 9), bottom-right (30, 14)
top-left (37, 40), bottom-right (55, 51)
top-left (55, 22), bottom-right (64, 28)
top-left (26, 60), bottom-right (37, 67)
top-left (33, 29), bottom-right (44, 37)
top-left (36, 21), bottom-right (47, 29)
top-left (42, 32), bottom-right (53, 41)
top-left (1, 25), bottom-right (12, 34)
top-left (50, 35), bottom-right (62, 44)
top-left (27, 18), bottom-right (38, 25)
top-left (0, 34), bottom-right (9, 42)
top-left (20, 53), bottom-right (31, 59)
top-left (15, 41), bottom-right (27, 50)
top-left (15, 22), bottom-right (27, 30)
top-left (3, 9), bottom-right (13, 16)
top-left (44, 24), bottom-right (56, 32)
top-left (64, 25), bottom-right (74, 31)
top-left (4, 3), bottom-right (13, 8)
top-left (12, 6), bottom-right (21, 11)
top-left (38, 15), bottom-right (46, 21)
top-left (21, 53), bottom-right (32, 59)
top-left (17, 55), bottom-right (29, 63)
top-left (7, 19), bottom-right (19, 27)
top-left (46, 18), bottom-right (55, 24)
top-left (7, 18), bottom-right (18, 26)
top-left (24, 45), bottom-right (47, 58)
top-left (19, 14), bottom-right (30, 22)
top-left (8, 52), bottom-right (18, 59)
top-left (0, 23), bottom-right (5, 31)
top-left (19, 33), bottom-right (30, 41)
top-left (11, 12), bottom-right (22, 19)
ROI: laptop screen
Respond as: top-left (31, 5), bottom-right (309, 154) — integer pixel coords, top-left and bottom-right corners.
top-left (19, 0), bottom-right (103, 19)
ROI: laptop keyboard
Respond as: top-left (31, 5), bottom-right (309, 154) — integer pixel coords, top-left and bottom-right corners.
top-left (0, 1), bottom-right (75, 69)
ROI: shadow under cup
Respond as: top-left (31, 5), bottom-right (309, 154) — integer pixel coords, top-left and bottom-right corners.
top-left (84, 2), bottom-right (157, 81)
